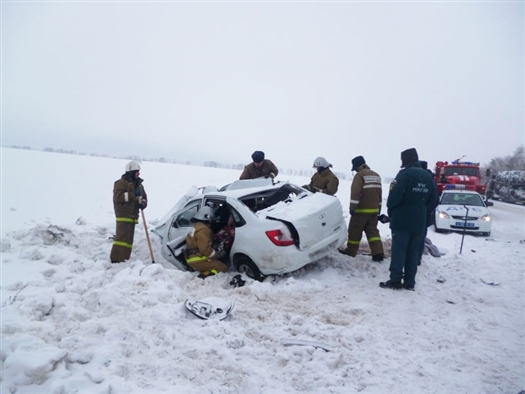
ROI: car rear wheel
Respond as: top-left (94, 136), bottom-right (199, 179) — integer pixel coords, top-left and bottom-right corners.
top-left (235, 255), bottom-right (264, 281)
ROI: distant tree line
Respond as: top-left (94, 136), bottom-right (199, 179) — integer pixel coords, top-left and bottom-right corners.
top-left (8, 145), bottom-right (352, 180)
top-left (485, 145), bottom-right (525, 173)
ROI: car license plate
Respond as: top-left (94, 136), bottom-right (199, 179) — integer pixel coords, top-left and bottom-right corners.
top-left (455, 222), bottom-right (474, 227)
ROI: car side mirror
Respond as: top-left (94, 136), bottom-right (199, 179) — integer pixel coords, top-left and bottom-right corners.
top-left (172, 221), bottom-right (179, 228)
top-left (486, 201), bottom-right (494, 207)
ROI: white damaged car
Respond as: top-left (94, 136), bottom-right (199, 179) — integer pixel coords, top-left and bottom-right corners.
top-left (152, 178), bottom-right (347, 280)
top-left (434, 189), bottom-right (493, 236)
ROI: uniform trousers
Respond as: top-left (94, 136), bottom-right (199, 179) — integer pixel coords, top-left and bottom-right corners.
top-left (389, 230), bottom-right (425, 288)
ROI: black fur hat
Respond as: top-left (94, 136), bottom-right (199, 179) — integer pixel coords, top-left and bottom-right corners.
top-left (251, 151), bottom-right (265, 163)
top-left (401, 148), bottom-right (419, 168)
top-left (351, 156), bottom-right (366, 171)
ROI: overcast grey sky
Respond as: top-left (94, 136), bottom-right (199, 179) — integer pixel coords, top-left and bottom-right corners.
top-left (3, 1), bottom-right (523, 177)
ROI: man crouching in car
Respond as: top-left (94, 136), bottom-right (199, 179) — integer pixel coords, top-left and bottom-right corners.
top-left (185, 206), bottom-right (228, 278)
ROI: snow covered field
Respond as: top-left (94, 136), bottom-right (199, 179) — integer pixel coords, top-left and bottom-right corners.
top-left (1, 147), bottom-right (524, 394)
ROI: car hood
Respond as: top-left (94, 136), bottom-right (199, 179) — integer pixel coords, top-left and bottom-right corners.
top-left (261, 192), bottom-right (344, 251)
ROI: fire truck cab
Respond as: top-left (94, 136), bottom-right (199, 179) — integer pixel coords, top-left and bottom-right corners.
top-left (434, 160), bottom-right (487, 197)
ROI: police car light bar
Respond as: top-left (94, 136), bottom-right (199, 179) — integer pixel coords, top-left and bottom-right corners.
top-left (445, 184), bottom-right (466, 189)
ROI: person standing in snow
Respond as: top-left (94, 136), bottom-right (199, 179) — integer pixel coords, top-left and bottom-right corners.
top-left (110, 160), bottom-right (148, 263)
top-left (380, 148), bottom-right (437, 290)
top-left (239, 151), bottom-right (279, 180)
top-left (340, 156), bottom-right (384, 262)
top-left (417, 160), bottom-right (438, 265)
top-left (303, 156), bottom-right (339, 196)
top-left (185, 206), bottom-right (229, 278)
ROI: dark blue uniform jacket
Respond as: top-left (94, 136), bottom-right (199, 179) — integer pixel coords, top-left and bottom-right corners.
top-left (387, 163), bottom-right (438, 233)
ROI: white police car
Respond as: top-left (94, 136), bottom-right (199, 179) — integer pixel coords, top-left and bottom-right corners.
top-left (152, 178), bottom-right (347, 280)
top-left (434, 188), bottom-right (493, 236)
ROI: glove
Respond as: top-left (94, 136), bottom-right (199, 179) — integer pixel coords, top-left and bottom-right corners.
top-left (134, 188), bottom-right (142, 197)
top-left (378, 214), bottom-right (390, 224)
top-left (269, 172), bottom-right (275, 179)
top-left (139, 202), bottom-right (146, 210)
top-left (350, 210), bottom-right (355, 216)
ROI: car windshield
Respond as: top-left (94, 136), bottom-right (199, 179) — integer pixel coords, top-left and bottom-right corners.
top-left (444, 167), bottom-right (480, 177)
top-left (441, 193), bottom-right (484, 207)
top-left (239, 183), bottom-right (305, 213)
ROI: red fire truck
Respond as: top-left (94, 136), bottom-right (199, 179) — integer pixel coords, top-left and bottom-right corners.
top-left (433, 160), bottom-right (487, 197)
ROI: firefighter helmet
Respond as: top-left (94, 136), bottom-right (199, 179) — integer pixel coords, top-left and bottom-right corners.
top-left (313, 157), bottom-right (331, 168)
top-left (194, 206), bottom-right (215, 221)
top-left (125, 160), bottom-right (141, 172)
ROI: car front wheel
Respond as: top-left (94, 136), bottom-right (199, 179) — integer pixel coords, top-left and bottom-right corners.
top-left (434, 224), bottom-right (447, 234)
top-left (235, 255), bottom-right (264, 281)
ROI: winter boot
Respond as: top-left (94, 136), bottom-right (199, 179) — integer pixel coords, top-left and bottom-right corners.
top-left (372, 253), bottom-right (384, 262)
top-left (379, 280), bottom-right (403, 290)
top-left (338, 248), bottom-right (356, 257)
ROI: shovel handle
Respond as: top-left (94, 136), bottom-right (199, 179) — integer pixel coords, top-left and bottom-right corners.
top-left (138, 195), bottom-right (155, 264)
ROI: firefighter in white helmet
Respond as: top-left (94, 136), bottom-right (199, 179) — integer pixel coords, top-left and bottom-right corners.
top-left (110, 160), bottom-right (148, 263)
top-left (185, 206), bottom-right (228, 278)
top-left (303, 156), bottom-right (339, 196)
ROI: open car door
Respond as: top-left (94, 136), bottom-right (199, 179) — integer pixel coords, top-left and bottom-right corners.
top-left (153, 198), bottom-right (203, 271)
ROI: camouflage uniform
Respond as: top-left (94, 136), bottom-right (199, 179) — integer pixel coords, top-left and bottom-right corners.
top-left (212, 225), bottom-right (235, 261)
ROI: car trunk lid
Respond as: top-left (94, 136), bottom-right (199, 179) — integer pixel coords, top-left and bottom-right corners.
top-left (264, 193), bottom-right (344, 251)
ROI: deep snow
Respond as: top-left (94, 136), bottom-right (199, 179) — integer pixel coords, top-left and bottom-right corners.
top-left (1, 148), bottom-right (524, 394)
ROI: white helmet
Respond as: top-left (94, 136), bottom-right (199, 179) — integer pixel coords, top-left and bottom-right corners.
top-left (312, 156), bottom-right (331, 168)
top-left (125, 160), bottom-right (141, 172)
top-left (194, 206), bottom-right (215, 221)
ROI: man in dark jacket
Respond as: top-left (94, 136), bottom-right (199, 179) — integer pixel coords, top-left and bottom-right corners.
top-left (110, 160), bottom-right (148, 263)
top-left (340, 156), bottom-right (384, 261)
top-left (239, 151), bottom-right (279, 180)
top-left (380, 149), bottom-right (438, 290)
top-left (303, 156), bottom-right (339, 196)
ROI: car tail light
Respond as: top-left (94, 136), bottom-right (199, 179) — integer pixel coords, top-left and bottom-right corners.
top-left (265, 229), bottom-right (294, 246)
